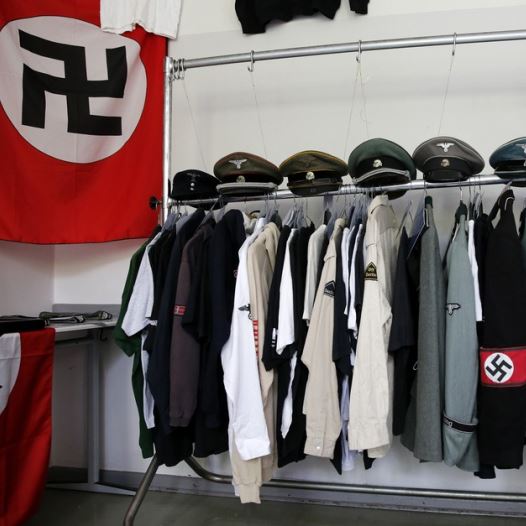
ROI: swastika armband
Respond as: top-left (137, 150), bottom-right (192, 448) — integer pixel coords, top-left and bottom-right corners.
top-left (480, 347), bottom-right (526, 387)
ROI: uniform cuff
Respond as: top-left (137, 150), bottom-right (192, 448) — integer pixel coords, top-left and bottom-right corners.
top-left (235, 437), bottom-right (271, 461)
top-left (237, 484), bottom-right (261, 504)
top-left (304, 436), bottom-right (335, 458)
top-left (348, 421), bottom-right (390, 452)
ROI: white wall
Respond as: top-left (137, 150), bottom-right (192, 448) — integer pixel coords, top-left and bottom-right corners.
top-left (0, 241), bottom-right (53, 315)
top-left (48, 0), bottom-right (526, 492)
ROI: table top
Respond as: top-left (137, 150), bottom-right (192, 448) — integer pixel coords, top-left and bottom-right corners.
top-left (52, 319), bottom-right (116, 334)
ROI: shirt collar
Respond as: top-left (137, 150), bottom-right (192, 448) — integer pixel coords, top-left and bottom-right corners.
top-left (368, 194), bottom-right (389, 214)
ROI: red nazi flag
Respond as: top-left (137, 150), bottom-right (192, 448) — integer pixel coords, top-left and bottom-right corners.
top-left (0, 1), bottom-right (165, 243)
top-left (0, 328), bottom-right (55, 526)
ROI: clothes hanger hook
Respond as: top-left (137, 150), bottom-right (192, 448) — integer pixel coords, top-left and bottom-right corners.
top-left (248, 50), bottom-right (255, 73)
top-left (452, 32), bottom-right (457, 57)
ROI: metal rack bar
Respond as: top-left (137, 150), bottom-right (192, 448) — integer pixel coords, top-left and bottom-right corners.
top-left (138, 27), bottom-right (526, 526)
top-left (176, 29), bottom-right (526, 70)
top-left (174, 174), bottom-right (526, 207)
top-left (184, 457), bottom-right (526, 502)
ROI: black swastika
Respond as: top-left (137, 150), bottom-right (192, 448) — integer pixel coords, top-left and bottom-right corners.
top-left (19, 30), bottom-right (127, 136)
top-left (485, 354), bottom-right (513, 383)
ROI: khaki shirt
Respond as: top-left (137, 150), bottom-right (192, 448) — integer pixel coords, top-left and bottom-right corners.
top-left (229, 222), bottom-right (279, 503)
top-left (348, 196), bottom-right (399, 457)
top-left (302, 218), bottom-right (345, 458)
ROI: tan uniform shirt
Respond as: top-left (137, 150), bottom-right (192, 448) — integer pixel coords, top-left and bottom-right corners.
top-left (348, 196), bottom-right (399, 457)
top-left (302, 218), bottom-right (345, 458)
top-left (230, 222), bottom-right (279, 503)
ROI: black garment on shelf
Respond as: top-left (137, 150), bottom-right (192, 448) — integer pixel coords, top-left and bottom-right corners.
top-left (478, 190), bottom-right (526, 470)
top-left (148, 209), bottom-right (204, 437)
top-left (349, 0), bottom-right (369, 14)
top-left (262, 226), bottom-right (292, 371)
top-left (276, 225), bottom-right (314, 467)
top-left (236, 0), bottom-right (342, 34)
top-left (388, 228), bottom-right (417, 436)
top-left (202, 210), bottom-right (246, 432)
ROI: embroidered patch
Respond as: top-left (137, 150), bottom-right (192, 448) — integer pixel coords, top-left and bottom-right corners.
top-left (324, 281), bottom-right (336, 298)
top-left (364, 262), bottom-right (377, 281)
top-left (174, 305), bottom-right (186, 316)
top-left (446, 303), bottom-right (461, 315)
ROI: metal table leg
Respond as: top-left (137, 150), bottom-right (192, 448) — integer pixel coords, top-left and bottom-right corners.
top-left (49, 332), bottom-right (133, 496)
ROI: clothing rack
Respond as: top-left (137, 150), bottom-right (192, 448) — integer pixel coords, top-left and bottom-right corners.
top-left (173, 175), bottom-right (525, 207)
top-left (126, 28), bottom-right (526, 526)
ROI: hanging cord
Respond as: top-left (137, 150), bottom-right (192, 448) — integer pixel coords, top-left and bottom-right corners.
top-left (178, 59), bottom-right (209, 172)
top-left (248, 51), bottom-right (269, 159)
top-left (356, 41), bottom-right (370, 139)
top-left (342, 47), bottom-right (361, 159)
top-left (437, 33), bottom-right (457, 135)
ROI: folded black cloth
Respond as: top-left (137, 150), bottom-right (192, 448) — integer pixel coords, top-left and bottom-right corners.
top-left (0, 316), bottom-right (46, 335)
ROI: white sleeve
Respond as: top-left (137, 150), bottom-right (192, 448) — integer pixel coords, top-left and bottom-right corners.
top-left (347, 226), bottom-right (361, 332)
top-left (221, 241), bottom-right (270, 461)
top-left (280, 353), bottom-right (298, 438)
top-left (121, 247), bottom-right (155, 337)
top-left (276, 231), bottom-right (296, 354)
top-left (468, 220), bottom-right (483, 322)
top-left (100, 0), bottom-right (138, 34)
top-left (342, 228), bottom-right (351, 316)
top-left (101, 0), bottom-right (182, 40)
top-left (348, 243), bottom-right (393, 455)
top-left (303, 234), bottom-right (318, 322)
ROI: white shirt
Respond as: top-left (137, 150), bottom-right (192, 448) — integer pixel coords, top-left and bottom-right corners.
top-left (303, 225), bottom-right (327, 323)
top-left (341, 227), bottom-right (352, 316)
top-left (122, 231), bottom-right (162, 429)
top-left (281, 353), bottom-right (297, 439)
top-left (348, 196), bottom-right (399, 458)
top-left (121, 232), bottom-right (162, 337)
top-left (276, 230), bottom-right (297, 355)
top-left (467, 219), bottom-right (483, 322)
top-left (100, 0), bottom-right (182, 39)
top-left (222, 218), bottom-right (271, 461)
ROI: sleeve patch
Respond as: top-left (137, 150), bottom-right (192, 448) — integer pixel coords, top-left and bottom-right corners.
top-left (324, 280), bottom-right (336, 297)
top-left (365, 262), bottom-right (377, 281)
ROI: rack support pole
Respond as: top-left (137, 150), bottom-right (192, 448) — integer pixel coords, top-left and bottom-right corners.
top-left (162, 57), bottom-right (174, 225)
top-left (123, 454), bottom-right (161, 526)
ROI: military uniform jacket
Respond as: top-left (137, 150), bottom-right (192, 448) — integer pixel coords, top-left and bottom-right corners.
top-left (302, 218), bottom-right (345, 458)
top-left (443, 211), bottom-right (479, 472)
top-left (402, 198), bottom-right (445, 462)
top-left (348, 196), bottom-right (399, 457)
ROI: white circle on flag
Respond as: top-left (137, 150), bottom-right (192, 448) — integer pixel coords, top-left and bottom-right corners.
top-left (0, 16), bottom-right (146, 163)
top-left (484, 352), bottom-right (514, 384)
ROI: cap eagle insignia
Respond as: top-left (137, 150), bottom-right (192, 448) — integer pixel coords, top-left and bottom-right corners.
top-left (229, 159), bottom-right (247, 169)
top-left (436, 142), bottom-right (454, 152)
